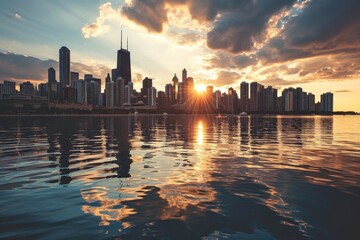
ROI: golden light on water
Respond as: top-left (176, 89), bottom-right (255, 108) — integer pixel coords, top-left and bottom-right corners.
top-left (197, 121), bottom-right (204, 145)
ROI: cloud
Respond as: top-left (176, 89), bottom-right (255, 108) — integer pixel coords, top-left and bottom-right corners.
top-left (214, 71), bottom-right (241, 87)
top-left (0, 52), bottom-right (111, 87)
top-left (82, 2), bottom-right (119, 38)
top-left (257, 0), bottom-right (360, 64)
top-left (166, 30), bottom-right (203, 45)
top-left (207, 51), bottom-right (256, 69)
top-left (334, 90), bottom-right (351, 93)
top-left (120, 0), bottom-right (298, 53)
top-left (14, 13), bottom-right (22, 20)
top-left (121, 0), bottom-right (169, 33)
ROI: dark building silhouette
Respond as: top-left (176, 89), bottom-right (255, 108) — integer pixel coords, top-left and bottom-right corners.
top-left (20, 81), bottom-right (35, 96)
top-left (59, 46), bottom-right (70, 87)
top-left (117, 32), bottom-right (131, 85)
top-left (48, 67), bottom-right (56, 84)
top-left (111, 68), bottom-right (118, 82)
top-left (70, 71), bottom-right (79, 87)
top-left (321, 92), bottom-right (334, 113)
top-left (240, 81), bottom-right (249, 112)
top-left (250, 82), bottom-right (264, 113)
top-left (172, 74), bottom-right (178, 103)
top-left (106, 73), bottom-right (111, 83)
top-left (141, 77), bottom-right (152, 100)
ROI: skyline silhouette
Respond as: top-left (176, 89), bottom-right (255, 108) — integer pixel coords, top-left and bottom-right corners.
top-left (0, 1), bottom-right (359, 111)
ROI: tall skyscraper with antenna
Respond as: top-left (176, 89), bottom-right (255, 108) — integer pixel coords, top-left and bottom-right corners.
top-left (117, 28), bottom-right (132, 85)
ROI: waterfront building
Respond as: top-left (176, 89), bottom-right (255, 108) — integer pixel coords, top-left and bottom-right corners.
top-left (117, 32), bottom-right (131, 85)
top-left (172, 74), bottom-right (178, 103)
top-left (48, 67), bottom-right (56, 84)
top-left (240, 81), bottom-right (249, 112)
top-left (20, 81), bottom-right (35, 96)
top-left (59, 46), bottom-right (70, 87)
top-left (321, 92), bottom-right (334, 113)
top-left (75, 80), bottom-right (85, 104)
top-left (70, 72), bottom-right (79, 87)
top-left (105, 81), bottom-right (115, 108)
top-left (148, 87), bottom-right (157, 106)
top-left (2, 80), bottom-right (16, 96)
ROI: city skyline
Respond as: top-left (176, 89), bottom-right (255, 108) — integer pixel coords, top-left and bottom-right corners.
top-left (0, 0), bottom-right (359, 111)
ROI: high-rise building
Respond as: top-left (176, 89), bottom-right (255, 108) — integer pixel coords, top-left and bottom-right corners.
top-left (308, 93), bottom-right (315, 112)
top-left (106, 73), bottom-right (111, 83)
top-left (117, 32), bottom-right (131, 85)
top-left (215, 90), bottom-right (221, 110)
top-left (105, 81), bottom-right (115, 108)
top-left (2, 80), bottom-right (16, 96)
top-left (165, 84), bottom-right (174, 105)
top-left (115, 77), bottom-right (125, 107)
top-left (240, 81), bottom-right (249, 112)
top-left (294, 87), bottom-right (303, 113)
top-left (111, 69), bottom-right (118, 82)
top-left (172, 74), bottom-right (179, 103)
top-left (186, 77), bottom-right (194, 102)
top-left (59, 46), bottom-right (70, 86)
top-left (321, 92), bottom-right (333, 113)
top-left (250, 82), bottom-right (263, 113)
top-left (70, 71), bottom-right (79, 87)
top-left (178, 82), bottom-right (184, 104)
top-left (48, 67), bottom-right (56, 84)
top-left (148, 87), bottom-right (157, 106)
top-left (37, 83), bottom-right (48, 97)
top-left (182, 68), bottom-right (187, 84)
top-left (20, 81), bottom-right (35, 96)
top-left (124, 85), bottom-right (131, 105)
top-left (283, 89), bottom-right (294, 112)
top-left (75, 80), bottom-right (85, 104)
top-left (141, 77), bottom-right (152, 98)
top-left (265, 86), bottom-right (276, 113)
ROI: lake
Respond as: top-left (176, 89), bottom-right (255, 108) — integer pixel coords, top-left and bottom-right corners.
top-left (0, 115), bottom-right (359, 239)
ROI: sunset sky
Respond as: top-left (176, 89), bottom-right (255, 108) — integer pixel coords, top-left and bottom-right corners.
top-left (0, 0), bottom-right (359, 111)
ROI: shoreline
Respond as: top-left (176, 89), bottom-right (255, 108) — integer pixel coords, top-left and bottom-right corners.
top-left (0, 112), bottom-right (357, 117)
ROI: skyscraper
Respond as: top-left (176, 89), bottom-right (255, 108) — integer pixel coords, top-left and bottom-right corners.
top-left (240, 81), bottom-right (249, 112)
top-left (48, 67), bottom-right (56, 84)
top-left (59, 46), bottom-right (70, 86)
top-left (250, 82), bottom-right (263, 113)
top-left (321, 92), bottom-right (334, 113)
top-left (117, 31), bottom-right (131, 85)
top-left (172, 74), bottom-right (178, 103)
top-left (106, 73), bottom-right (111, 83)
top-left (141, 77), bottom-right (152, 97)
top-left (148, 87), bottom-right (157, 106)
top-left (70, 72), bottom-right (79, 87)
top-left (105, 81), bottom-right (115, 108)
top-left (182, 69), bottom-right (187, 84)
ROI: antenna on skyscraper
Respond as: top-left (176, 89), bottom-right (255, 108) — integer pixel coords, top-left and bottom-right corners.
top-left (121, 25), bottom-right (123, 49)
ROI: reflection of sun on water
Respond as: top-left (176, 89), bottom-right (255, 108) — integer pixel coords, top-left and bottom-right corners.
top-left (197, 121), bottom-right (203, 145)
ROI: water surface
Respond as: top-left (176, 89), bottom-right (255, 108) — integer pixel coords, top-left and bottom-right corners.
top-left (0, 115), bottom-right (359, 239)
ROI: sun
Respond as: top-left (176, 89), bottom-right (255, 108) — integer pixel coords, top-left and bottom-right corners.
top-left (195, 84), bottom-right (206, 93)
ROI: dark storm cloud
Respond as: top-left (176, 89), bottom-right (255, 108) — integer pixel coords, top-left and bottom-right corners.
top-left (206, 0), bottom-right (296, 53)
top-left (0, 52), bottom-right (56, 82)
top-left (0, 52), bottom-right (110, 84)
top-left (258, 0), bottom-right (360, 63)
top-left (122, 0), bottom-right (360, 73)
top-left (122, 0), bottom-right (296, 53)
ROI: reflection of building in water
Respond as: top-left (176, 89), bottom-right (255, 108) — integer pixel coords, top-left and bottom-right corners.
top-left (105, 116), bottom-right (134, 178)
top-left (240, 116), bottom-right (250, 149)
top-left (320, 117), bottom-right (333, 145)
